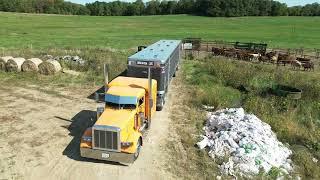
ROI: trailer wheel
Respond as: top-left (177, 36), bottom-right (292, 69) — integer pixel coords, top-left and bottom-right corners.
top-left (134, 139), bottom-right (142, 160)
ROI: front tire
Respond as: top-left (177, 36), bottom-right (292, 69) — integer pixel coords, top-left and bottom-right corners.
top-left (134, 139), bottom-right (142, 160)
top-left (156, 98), bottom-right (164, 111)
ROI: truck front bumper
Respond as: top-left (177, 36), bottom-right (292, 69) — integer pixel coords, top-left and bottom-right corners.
top-left (80, 148), bottom-right (135, 164)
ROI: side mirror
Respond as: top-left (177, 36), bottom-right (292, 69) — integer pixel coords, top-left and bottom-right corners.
top-left (134, 114), bottom-right (139, 130)
top-left (95, 92), bottom-right (100, 103)
top-left (96, 107), bottom-right (104, 119)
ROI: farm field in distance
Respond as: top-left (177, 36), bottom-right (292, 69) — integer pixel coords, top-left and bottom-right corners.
top-left (0, 12), bottom-right (320, 50)
top-left (0, 12), bottom-right (320, 179)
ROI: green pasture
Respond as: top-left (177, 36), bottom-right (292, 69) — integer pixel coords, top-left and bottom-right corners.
top-left (0, 12), bottom-right (319, 50)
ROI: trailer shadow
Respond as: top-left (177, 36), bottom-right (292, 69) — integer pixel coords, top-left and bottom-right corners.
top-left (59, 110), bottom-right (125, 166)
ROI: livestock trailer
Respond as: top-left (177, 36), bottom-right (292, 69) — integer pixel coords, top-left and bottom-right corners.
top-left (127, 40), bottom-right (182, 111)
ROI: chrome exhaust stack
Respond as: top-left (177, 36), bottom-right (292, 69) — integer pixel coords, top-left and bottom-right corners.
top-left (104, 64), bottom-right (109, 92)
top-left (95, 64), bottom-right (109, 103)
top-left (147, 67), bottom-right (153, 129)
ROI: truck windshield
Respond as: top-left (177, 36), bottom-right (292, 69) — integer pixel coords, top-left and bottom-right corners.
top-left (105, 101), bottom-right (136, 110)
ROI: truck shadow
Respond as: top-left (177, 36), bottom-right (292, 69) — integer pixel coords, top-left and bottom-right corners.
top-left (59, 110), bottom-right (125, 166)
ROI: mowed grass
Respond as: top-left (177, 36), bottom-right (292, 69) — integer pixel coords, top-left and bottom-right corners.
top-left (0, 12), bottom-right (320, 50)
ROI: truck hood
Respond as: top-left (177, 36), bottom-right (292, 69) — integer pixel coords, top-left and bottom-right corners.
top-left (95, 108), bottom-right (136, 130)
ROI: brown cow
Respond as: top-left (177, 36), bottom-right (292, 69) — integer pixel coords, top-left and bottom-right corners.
top-left (291, 60), bottom-right (302, 70)
top-left (258, 55), bottom-right (270, 63)
top-left (277, 53), bottom-right (296, 66)
top-left (297, 57), bottom-right (311, 63)
top-left (212, 47), bottom-right (224, 56)
top-left (302, 61), bottom-right (315, 71)
top-left (223, 49), bottom-right (237, 58)
top-left (265, 52), bottom-right (278, 64)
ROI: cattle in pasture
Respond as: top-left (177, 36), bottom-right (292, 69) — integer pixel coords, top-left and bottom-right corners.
top-left (302, 61), bottom-right (314, 71)
top-left (265, 52), bottom-right (278, 63)
top-left (258, 55), bottom-right (270, 63)
top-left (277, 53), bottom-right (296, 66)
top-left (212, 47), bottom-right (224, 56)
top-left (236, 51), bottom-right (251, 61)
top-left (297, 57), bottom-right (311, 63)
top-left (223, 49), bottom-right (237, 58)
top-left (249, 53), bottom-right (261, 61)
top-left (291, 60), bottom-right (303, 70)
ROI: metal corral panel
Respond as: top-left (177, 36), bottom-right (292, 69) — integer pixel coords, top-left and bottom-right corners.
top-left (128, 40), bottom-right (181, 64)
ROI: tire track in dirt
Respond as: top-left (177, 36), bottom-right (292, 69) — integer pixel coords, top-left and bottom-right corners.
top-left (0, 80), bottom-right (179, 180)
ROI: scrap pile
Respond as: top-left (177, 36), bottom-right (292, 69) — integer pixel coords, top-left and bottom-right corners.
top-left (54, 55), bottom-right (86, 65)
top-left (197, 108), bottom-right (292, 177)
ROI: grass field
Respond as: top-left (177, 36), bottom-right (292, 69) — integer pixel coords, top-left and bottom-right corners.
top-left (175, 56), bottom-right (320, 179)
top-left (1, 12), bottom-right (320, 50)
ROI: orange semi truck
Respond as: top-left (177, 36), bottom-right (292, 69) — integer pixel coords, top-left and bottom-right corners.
top-left (80, 40), bottom-right (181, 163)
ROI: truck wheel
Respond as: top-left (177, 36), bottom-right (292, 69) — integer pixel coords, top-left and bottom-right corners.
top-left (134, 139), bottom-right (142, 160)
top-left (146, 119), bottom-right (151, 129)
top-left (156, 105), bottom-right (163, 111)
top-left (156, 100), bottom-right (164, 111)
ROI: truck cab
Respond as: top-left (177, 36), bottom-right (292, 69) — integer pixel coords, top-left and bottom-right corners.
top-left (80, 76), bottom-right (157, 163)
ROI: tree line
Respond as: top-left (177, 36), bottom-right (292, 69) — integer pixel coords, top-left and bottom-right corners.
top-left (0, 0), bottom-right (320, 17)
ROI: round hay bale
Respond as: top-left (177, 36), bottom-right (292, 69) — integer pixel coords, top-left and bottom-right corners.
top-left (0, 56), bottom-right (13, 71)
top-left (5, 57), bottom-right (26, 72)
top-left (38, 59), bottom-right (62, 75)
top-left (22, 58), bottom-right (43, 72)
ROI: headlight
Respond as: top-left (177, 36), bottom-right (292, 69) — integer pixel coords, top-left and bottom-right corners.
top-left (82, 136), bottom-right (92, 142)
top-left (128, 61), bottom-right (134, 65)
top-left (121, 142), bottom-right (133, 147)
top-left (155, 62), bottom-right (161, 67)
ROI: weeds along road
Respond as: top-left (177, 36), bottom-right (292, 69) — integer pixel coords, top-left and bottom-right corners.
top-left (0, 79), bottom-right (178, 180)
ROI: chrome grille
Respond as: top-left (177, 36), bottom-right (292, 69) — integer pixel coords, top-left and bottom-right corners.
top-left (93, 126), bottom-right (120, 151)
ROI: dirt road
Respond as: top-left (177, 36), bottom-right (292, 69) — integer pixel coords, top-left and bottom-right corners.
top-left (0, 82), bottom-right (177, 180)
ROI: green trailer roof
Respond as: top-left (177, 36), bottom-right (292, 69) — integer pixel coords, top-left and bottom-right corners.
top-left (128, 40), bottom-right (181, 64)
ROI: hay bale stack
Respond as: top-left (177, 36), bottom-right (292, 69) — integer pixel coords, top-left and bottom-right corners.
top-left (5, 57), bottom-right (26, 72)
top-left (0, 56), bottom-right (13, 71)
top-left (38, 59), bottom-right (62, 75)
top-left (22, 58), bottom-right (43, 72)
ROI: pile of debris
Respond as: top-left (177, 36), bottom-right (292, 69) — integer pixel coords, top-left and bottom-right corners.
top-left (197, 108), bottom-right (292, 177)
top-left (44, 55), bottom-right (86, 65)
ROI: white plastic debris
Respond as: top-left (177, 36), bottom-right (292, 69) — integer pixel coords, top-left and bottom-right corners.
top-left (197, 108), bottom-right (292, 177)
top-left (312, 157), bottom-right (318, 163)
